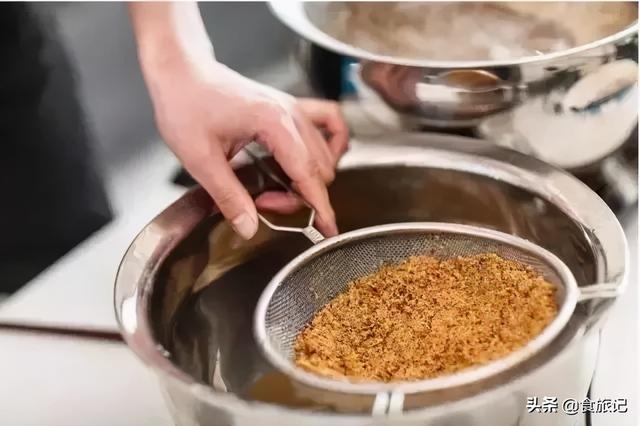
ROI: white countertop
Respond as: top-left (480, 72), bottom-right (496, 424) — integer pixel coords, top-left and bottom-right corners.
top-left (0, 333), bottom-right (173, 426)
top-left (0, 141), bottom-right (636, 425)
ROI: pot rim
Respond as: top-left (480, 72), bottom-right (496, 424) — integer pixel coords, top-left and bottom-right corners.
top-left (114, 132), bottom-right (629, 418)
top-left (269, 1), bottom-right (638, 69)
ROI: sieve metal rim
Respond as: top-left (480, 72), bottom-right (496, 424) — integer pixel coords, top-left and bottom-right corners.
top-left (254, 222), bottom-right (579, 396)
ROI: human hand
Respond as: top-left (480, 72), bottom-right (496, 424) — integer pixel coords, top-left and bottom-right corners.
top-left (140, 57), bottom-right (348, 240)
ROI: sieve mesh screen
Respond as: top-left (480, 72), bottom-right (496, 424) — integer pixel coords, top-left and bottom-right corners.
top-left (264, 229), bottom-right (564, 361)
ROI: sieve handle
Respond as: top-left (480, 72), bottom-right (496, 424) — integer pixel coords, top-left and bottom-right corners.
top-left (577, 282), bottom-right (620, 302)
top-left (244, 145), bottom-right (325, 245)
top-left (372, 391), bottom-right (405, 416)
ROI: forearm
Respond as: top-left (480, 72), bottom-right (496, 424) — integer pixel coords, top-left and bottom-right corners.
top-left (128, 2), bottom-right (215, 76)
top-left (127, 3), bottom-right (345, 240)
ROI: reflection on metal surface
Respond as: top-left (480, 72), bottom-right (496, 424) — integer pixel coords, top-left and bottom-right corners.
top-left (273, 1), bottom-right (638, 128)
top-left (246, 372), bottom-right (329, 410)
top-left (278, 1), bottom-right (638, 193)
top-left (115, 133), bottom-right (628, 425)
top-left (360, 63), bottom-right (521, 125)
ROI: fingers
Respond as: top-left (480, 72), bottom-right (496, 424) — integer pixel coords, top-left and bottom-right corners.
top-left (182, 141), bottom-right (259, 240)
top-left (297, 99), bottom-right (350, 163)
top-left (255, 191), bottom-right (303, 215)
top-left (255, 190), bottom-right (336, 237)
top-left (293, 114), bottom-right (335, 183)
top-left (254, 105), bottom-right (338, 237)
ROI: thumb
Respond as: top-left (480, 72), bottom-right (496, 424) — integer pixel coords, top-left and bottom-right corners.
top-left (184, 145), bottom-right (259, 240)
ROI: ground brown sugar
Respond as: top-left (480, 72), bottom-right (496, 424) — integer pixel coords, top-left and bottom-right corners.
top-left (294, 253), bottom-right (558, 382)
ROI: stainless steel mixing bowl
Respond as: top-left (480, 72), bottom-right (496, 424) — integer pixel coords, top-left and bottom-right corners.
top-left (271, 2), bottom-right (637, 126)
top-left (271, 2), bottom-right (638, 183)
top-left (115, 132), bottom-right (627, 425)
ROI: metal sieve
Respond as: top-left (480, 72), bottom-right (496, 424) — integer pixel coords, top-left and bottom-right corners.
top-left (247, 148), bottom-right (619, 415)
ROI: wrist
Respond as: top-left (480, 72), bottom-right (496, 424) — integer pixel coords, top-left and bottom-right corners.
top-left (130, 2), bottom-right (216, 78)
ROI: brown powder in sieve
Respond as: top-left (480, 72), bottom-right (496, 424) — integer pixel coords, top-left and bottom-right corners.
top-left (294, 253), bottom-right (558, 382)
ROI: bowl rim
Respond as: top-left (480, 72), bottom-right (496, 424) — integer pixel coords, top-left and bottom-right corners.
top-left (114, 132), bottom-right (629, 418)
top-left (269, 1), bottom-right (638, 69)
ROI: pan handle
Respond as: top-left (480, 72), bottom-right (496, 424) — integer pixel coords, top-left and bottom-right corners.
top-left (243, 144), bottom-right (325, 245)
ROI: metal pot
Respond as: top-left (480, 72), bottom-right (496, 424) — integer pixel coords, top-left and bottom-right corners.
top-left (271, 2), bottom-right (638, 172)
top-left (115, 133), bottom-right (627, 425)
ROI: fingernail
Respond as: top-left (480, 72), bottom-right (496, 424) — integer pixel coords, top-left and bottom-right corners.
top-left (320, 214), bottom-right (339, 237)
top-left (232, 213), bottom-right (258, 240)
